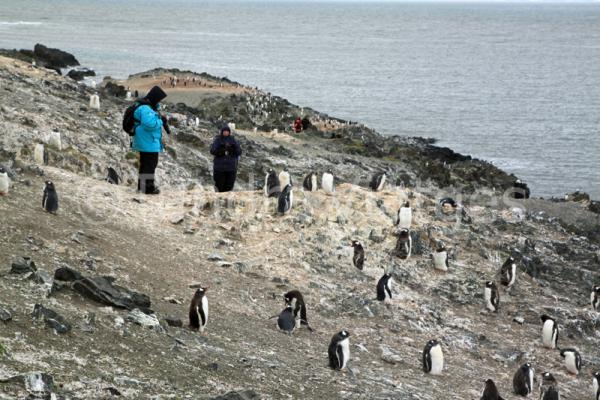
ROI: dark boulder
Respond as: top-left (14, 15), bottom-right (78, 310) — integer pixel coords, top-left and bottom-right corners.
top-left (33, 43), bottom-right (79, 70)
top-left (103, 81), bottom-right (127, 98)
top-left (32, 304), bottom-right (71, 334)
top-left (10, 256), bottom-right (37, 274)
top-left (66, 68), bottom-right (96, 81)
top-left (211, 390), bottom-right (260, 400)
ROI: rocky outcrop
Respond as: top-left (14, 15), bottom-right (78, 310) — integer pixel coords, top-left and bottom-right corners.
top-left (0, 43), bottom-right (80, 74)
top-left (66, 68), bottom-right (95, 81)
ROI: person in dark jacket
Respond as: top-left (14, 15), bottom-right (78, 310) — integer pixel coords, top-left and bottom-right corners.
top-left (210, 125), bottom-right (242, 192)
top-left (133, 86), bottom-right (169, 195)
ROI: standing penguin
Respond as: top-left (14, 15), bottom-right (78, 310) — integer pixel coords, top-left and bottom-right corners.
top-left (539, 372), bottom-right (559, 400)
top-left (500, 256), bottom-right (517, 288)
top-left (264, 169), bottom-right (280, 197)
top-left (393, 228), bottom-right (412, 260)
top-left (189, 287), bottom-right (209, 333)
top-left (303, 172), bottom-right (318, 192)
top-left (484, 281), bottom-right (500, 313)
top-left (34, 143), bottom-right (47, 165)
top-left (376, 273), bottom-right (393, 302)
top-left (0, 166), bottom-right (10, 196)
top-left (480, 379), bottom-right (504, 400)
top-left (278, 169), bottom-right (291, 189)
top-left (284, 290), bottom-right (309, 330)
top-left (322, 171), bottom-right (335, 194)
top-left (106, 167), bottom-right (120, 185)
top-left (351, 240), bottom-right (365, 271)
top-left (541, 315), bottom-right (559, 349)
top-left (369, 172), bottom-right (386, 192)
top-left (591, 285), bottom-right (600, 311)
top-left (593, 372), bottom-right (599, 400)
top-left (560, 348), bottom-right (581, 375)
top-left (422, 339), bottom-right (444, 375)
top-left (277, 184), bottom-right (293, 215)
top-left (277, 304), bottom-right (296, 334)
top-left (42, 181), bottom-right (59, 214)
top-left (432, 245), bottom-right (449, 272)
top-left (328, 330), bottom-right (350, 371)
top-left (397, 201), bottom-right (412, 229)
top-left (512, 362), bottom-right (534, 396)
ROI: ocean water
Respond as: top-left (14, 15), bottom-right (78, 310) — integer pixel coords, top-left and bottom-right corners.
top-left (1, 0), bottom-right (599, 199)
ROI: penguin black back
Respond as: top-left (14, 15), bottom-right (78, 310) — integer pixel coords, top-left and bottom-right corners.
top-left (277, 304), bottom-right (295, 333)
top-left (376, 273), bottom-right (392, 301)
top-left (328, 330), bottom-right (350, 370)
top-left (512, 363), bottom-right (534, 396)
top-left (107, 167), bottom-right (120, 185)
top-left (42, 181), bottom-right (59, 214)
top-left (189, 287), bottom-right (208, 330)
top-left (480, 379), bottom-right (504, 400)
top-left (351, 240), bottom-right (365, 270)
top-left (277, 184), bottom-right (293, 214)
top-left (265, 169), bottom-right (280, 197)
top-left (284, 290), bottom-right (308, 326)
top-left (302, 172), bottom-right (317, 192)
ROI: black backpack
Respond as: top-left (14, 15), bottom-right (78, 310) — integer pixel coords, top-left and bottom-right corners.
top-left (122, 99), bottom-right (149, 136)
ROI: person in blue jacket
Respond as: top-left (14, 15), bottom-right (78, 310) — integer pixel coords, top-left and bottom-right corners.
top-left (210, 125), bottom-right (242, 192)
top-left (132, 86), bottom-right (169, 195)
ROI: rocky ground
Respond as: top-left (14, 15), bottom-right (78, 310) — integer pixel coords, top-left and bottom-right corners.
top-left (0, 53), bottom-right (599, 399)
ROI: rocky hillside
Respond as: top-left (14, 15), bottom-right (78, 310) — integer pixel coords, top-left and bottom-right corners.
top-left (0, 53), bottom-right (599, 399)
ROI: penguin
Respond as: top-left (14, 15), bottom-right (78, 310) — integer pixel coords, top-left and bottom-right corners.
top-left (91, 80), bottom-right (97, 89)
top-left (277, 304), bottom-right (296, 334)
top-left (484, 281), bottom-right (500, 313)
top-left (559, 348), bottom-right (581, 375)
top-left (302, 172), bottom-right (318, 192)
top-left (539, 372), bottom-right (559, 400)
top-left (284, 290), bottom-right (309, 329)
top-left (512, 179), bottom-right (531, 199)
top-left (397, 201), bottom-right (412, 229)
top-left (480, 379), bottom-right (505, 400)
top-left (432, 245), bottom-right (449, 272)
top-left (126, 91), bottom-right (132, 101)
top-left (593, 372), bottom-right (600, 400)
top-left (189, 287), bottom-right (209, 333)
top-left (278, 170), bottom-right (291, 189)
top-left (393, 228), bottom-right (412, 260)
top-left (351, 240), bottom-right (365, 271)
top-left (500, 256), bottom-right (517, 288)
top-left (541, 315), bottom-right (559, 349)
top-left (369, 172), bottom-right (386, 192)
top-left (591, 285), bottom-right (600, 311)
top-left (34, 143), bottom-right (46, 165)
top-left (321, 171), bottom-right (335, 194)
top-left (439, 197), bottom-right (458, 214)
top-left (512, 362), bottom-right (534, 396)
top-left (264, 169), bottom-right (280, 198)
top-left (328, 330), bottom-right (350, 371)
top-left (422, 339), bottom-right (443, 375)
top-left (0, 166), bottom-right (9, 196)
top-left (42, 181), bottom-right (59, 214)
top-left (376, 273), bottom-right (393, 302)
top-left (48, 131), bottom-right (61, 150)
top-left (89, 94), bottom-right (100, 110)
top-left (277, 184), bottom-right (293, 215)
top-left (106, 167), bottom-right (120, 185)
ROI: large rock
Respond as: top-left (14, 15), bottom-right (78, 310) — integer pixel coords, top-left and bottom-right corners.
top-left (66, 68), bottom-right (95, 81)
top-left (33, 44), bottom-right (79, 69)
top-left (32, 304), bottom-right (71, 334)
top-left (211, 390), bottom-right (260, 400)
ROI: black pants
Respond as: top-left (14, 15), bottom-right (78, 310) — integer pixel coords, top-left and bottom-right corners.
top-left (213, 170), bottom-right (237, 192)
top-left (138, 152), bottom-right (159, 193)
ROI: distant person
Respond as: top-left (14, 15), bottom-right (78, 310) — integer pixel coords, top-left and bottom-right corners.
top-left (132, 86), bottom-right (170, 195)
top-left (210, 125), bottom-right (242, 192)
top-left (293, 117), bottom-right (303, 133)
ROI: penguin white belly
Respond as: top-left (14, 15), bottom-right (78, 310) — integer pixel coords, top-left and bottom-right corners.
top-left (592, 292), bottom-right (597, 310)
top-left (564, 353), bottom-right (578, 374)
top-left (484, 287), bottom-right (494, 312)
top-left (399, 208), bottom-right (412, 229)
top-left (34, 144), bottom-right (45, 165)
top-left (289, 190), bottom-right (294, 210)
top-left (201, 296), bottom-right (209, 330)
top-left (311, 175), bottom-right (317, 192)
top-left (264, 173), bottom-right (270, 197)
top-left (593, 378), bottom-right (599, 399)
top-left (339, 338), bottom-right (350, 370)
top-left (528, 369), bottom-right (534, 394)
top-left (322, 174), bottom-right (334, 193)
top-left (542, 320), bottom-right (555, 348)
top-left (0, 174), bottom-right (9, 194)
top-left (508, 264), bottom-right (516, 286)
top-left (433, 252), bottom-right (448, 271)
top-left (279, 172), bottom-right (290, 189)
top-left (377, 174), bottom-right (386, 191)
top-left (429, 345), bottom-right (444, 375)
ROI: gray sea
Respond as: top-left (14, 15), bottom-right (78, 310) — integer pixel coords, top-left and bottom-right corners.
top-left (1, 0), bottom-right (599, 199)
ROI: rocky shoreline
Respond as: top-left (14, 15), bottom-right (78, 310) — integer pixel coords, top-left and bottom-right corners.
top-left (0, 46), bottom-right (599, 399)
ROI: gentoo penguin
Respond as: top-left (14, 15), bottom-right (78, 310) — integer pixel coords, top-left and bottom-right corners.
top-left (439, 197), bottom-right (458, 214)
top-left (328, 330), bottom-right (350, 371)
top-left (422, 339), bottom-right (443, 375)
top-left (432, 245), bottom-right (449, 272)
top-left (593, 372), bottom-right (600, 400)
top-left (559, 348), bottom-right (581, 375)
top-left (34, 143), bottom-right (46, 165)
top-left (302, 172), bottom-right (318, 192)
top-left (376, 273), bottom-right (393, 302)
top-left (264, 169), bottom-right (280, 197)
top-left (591, 285), bottom-right (600, 311)
top-left (277, 304), bottom-right (296, 334)
top-left (512, 362), bottom-right (534, 396)
top-left (89, 94), bottom-right (100, 110)
top-left (42, 181), bottom-right (59, 214)
top-left (393, 228), bottom-right (412, 260)
top-left (278, 169), bottom-right (291, 190)
top-left (106, 167), bottom-right (120, 185)
top-left (321, 171), bottom-right (335, 194)
top-left (189, 287), bottom-right (209, 333)
top-left (284, 290), bottom-right (309, 329)
top-left (480, 379), bottom-right (504, 400)
top-left (500, 256), bottom-right (517, 288)
top-left (48, 131), bottom-right (61, 150)
top-left (277, 184), bottom-right (293, 215)
top-left (397, 201), bottom-right (412, 229)
top-left (539, 372), bottom-right (559, 400)
top-left (512, 179), bottom-right (530, 199)
top-left (484, 281), bottom-right (500, 313)
top-left (351, 240), bottom-right (365, 271)
top-left (0, 166), bottom-right (9, 195)
top-left (369, 172), bottom-right (386, 192)
top-left (541, 315), bottom-right (559, 349)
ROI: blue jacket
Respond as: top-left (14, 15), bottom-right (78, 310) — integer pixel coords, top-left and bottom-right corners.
top-left (132, 104), bottom-right (163, 153)
top-left (210, 134), bottom-right (242, 172)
